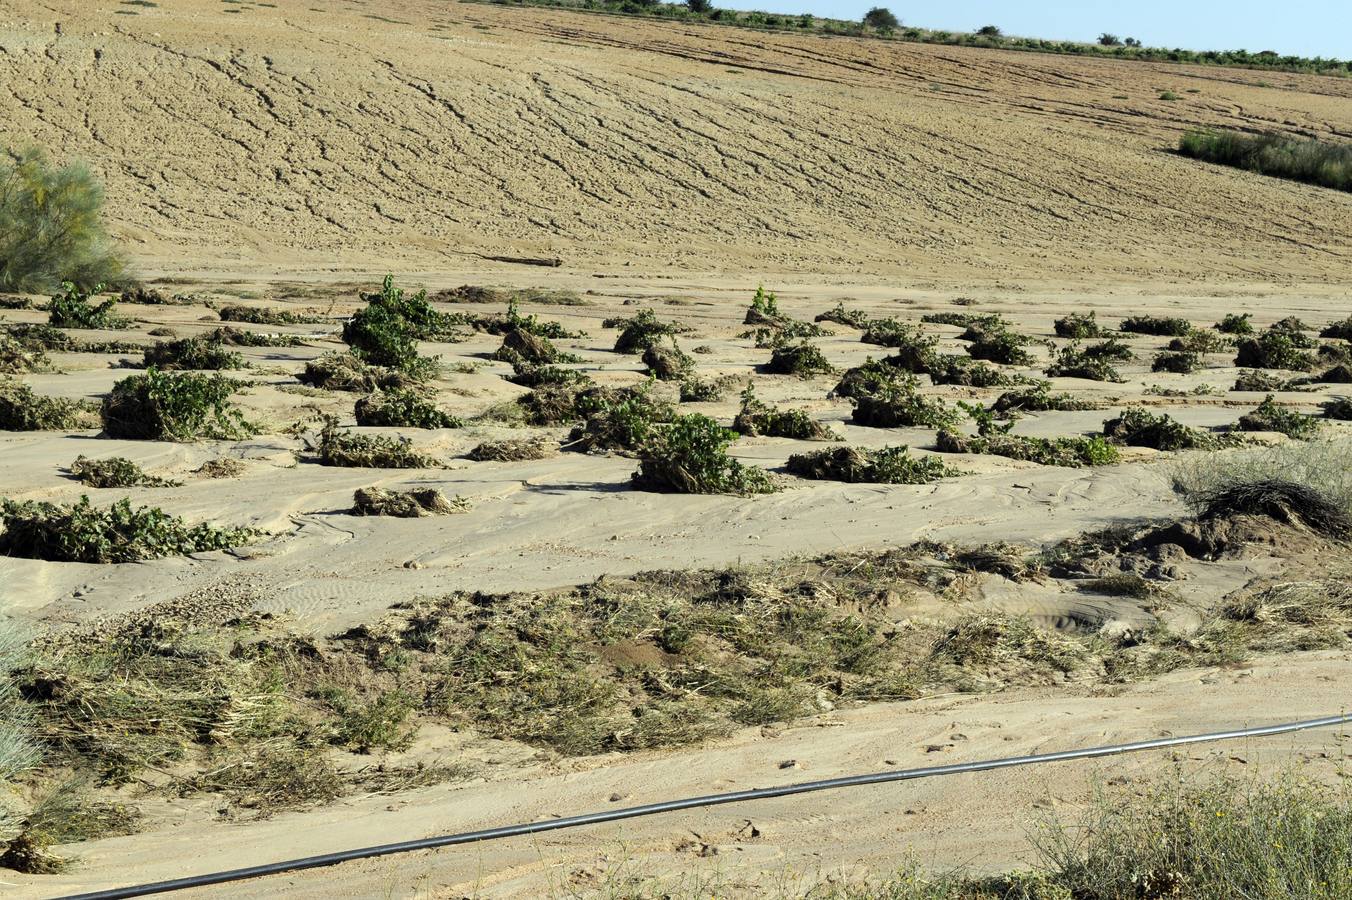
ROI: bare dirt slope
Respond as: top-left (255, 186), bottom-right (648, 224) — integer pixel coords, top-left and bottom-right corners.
top-left (2, 0), bottom-right (1350, 281)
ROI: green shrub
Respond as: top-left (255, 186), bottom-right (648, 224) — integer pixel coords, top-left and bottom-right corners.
top-left (926, 355), bottom-right (1017, 387)
top-left (1044, 344), bottom-right (1123, 382)
top-left (679, 375), bottom-right (731, 402)
top-left (312, 417), bottom-right (440, 468)
top-left (0, 380), bottom-right (96, 430)
top-left (922, 311), bottom-right (999, 328)
top-left (937, 429), bottom-right (1119, 467)
top-left (608, 309), bottom-right (682, 354)
top-left (1234, 331), bottom-right (1318, 370)
top-left (298, 351), bottom-right (416, 393)
top-left (831, 358), bottom-right (904, 399)
top-left (504, 361), bottom-right (590, 389)
top-left (1080, 337), bottom-right (1134, 361)
top-left (732, 385), bottom-right (835, 440)
top-left (992, 383), bottom-right (1099, 413)
top-left (851, 377), bottom-right (960, 429)
top-left (0, 149), bottom-right (125, 293)
top-left (1167, 330), bottom-right (1230, 354)
top-left (860, 318), bottom-right (933, 354)
top-left (742, 284), bottom-right (781, 325)
top-left (1103, 407), bottom-right (1217, 450)
top-left (1320, 317), bottom-right (1352, 341)
top-left (1054, 311), bottom-right (1105, 339)
top-left (568, 387), bottom-right (676, 453)
top-left (763, 342), bottom-right (836, 377)
top-left (67, 455), bottom-right (178, 488)
top-left (142, 337), bottom-right (245, 371)
top-left (1120, 315), bottom-right (1192, 336)
top-left (217, 304), bottom-right (322, 326)
top-left (631, 414), bottom-right (775, 495)
top-left (353, 389), bottom-right (463, 429)
top-left (962, 323), bottom-right (1033, 365)
top-left (342, 276), bottom-right (451, 374)
top-left (1235, 395), bottom-right (1321, 438)
top-left (1152, 350), bottom-right (1201, 374)
top-left (1179, 129), bottom-right (1352, 193)
top-left (1216, 312), bottom-right (1254, 335)
top-left (1, 322), bottom-right (139, 355)
top-left (0, 495), bottom-right (255, 562)
top-left (47, 282), bottom-right (129, 329)
top-left (102, 368), bottom-right (253, 441)
top-left (786, 445), bottom-right (957, 483)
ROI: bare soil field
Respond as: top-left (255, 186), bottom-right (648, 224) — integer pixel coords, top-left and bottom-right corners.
top-left (2, 1), bottom-right (1352, 897)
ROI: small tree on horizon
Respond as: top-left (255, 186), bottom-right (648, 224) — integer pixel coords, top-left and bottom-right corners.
top-left (1099, 33), bottom-right (1123, 46)
top-left (686, 0), bottom-right (712, 13)
top-left (862, 7), bottom-right (900, 33)
top-left (977, 24), bottom-right (1002, 37)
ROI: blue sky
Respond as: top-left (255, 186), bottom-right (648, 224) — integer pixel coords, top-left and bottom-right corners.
top-left (715, 1), bottom-right (1350, 59)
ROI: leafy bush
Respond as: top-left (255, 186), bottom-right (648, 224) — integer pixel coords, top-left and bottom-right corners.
top-left (568, 387), bottom-right (676, 454)
top-left (67, 455), bottom-right (177, 488)
top-left (1235, 395), bottom-right (1321, 438)
top-left (102, 368), bottom-right (253, 441)
top-left (1215, 312), bottom-right (1254, 335)
top-left (0, 495), bottom-right (255, 562)
top-left (1179, 129), bottom-right (1352, 193)
top-left (312, 418), bottom-right (440, 468)
top-left (353, 389), bottom-right (463, 429)
top-left (342, 276), bottom-right (451, 374)
top-left (1103, 407), bottom-right (1217, 450)
top-left (608, 309), bottom-right (682, 354)
top-left (937, 429), bottom-right (1119, 467)
top-left (786, 445), bottom-right (957, 483)
top-left (504, 361), bottom-right (590, 389)
top-left (862, 6), bottom-right (899, 31)
top-left (732, 385), bottom-right (835, 441)
top-left (1054, 311), bottom-right (1105, 339)
top-left (47, 282), bottom-right (129, 329)
top-left (1120, 315), bottom-right (1192, 336)
top-left (1234, 331), bottom-right (1318, 370)
top-left (1167, 330), bottom-right (1230, 354)
top-left (742, 284), bottom-right (781, 325)
top-left (1081, 337), bottom-right (1134, 361)
top-left (1044, 344), bottom-right (1123, 382)
top-left (831, 358), bottom-right (904, 399)
top-left (926, 355), bottom-right (1017, 387)
top-left (860, 318), bottom-right (933, 355)
top-left (0, 380), bottom-right (96, 430)
top-left (0, 149), bottom-right (125, 293)
top-left (298, 351), bottom-right (416, 393)
top-left (763, 342), bottom-right (836, 377)
top-left (142, 337), bottom-right (246, 371)
top-left (850, 377), bottom-right (960, 429)
top-left (679, 375), bottom-right (731, 402)
top-left (631, 414), bottom-right (775, 494)
top-left (921, 311), bottom-right (997, 328)
top-left (1152, 350), bottom-right (1201, 374)
top-left (962, 323), bottom-right (1033, 365)
top-left (0, 331), bottom-right (50, 374)
top-left (206, 326), bottom-right (304, 348)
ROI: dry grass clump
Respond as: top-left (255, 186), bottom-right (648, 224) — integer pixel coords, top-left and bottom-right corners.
top-left (733, 385), bottom-right (835, 441)
top-left (217, 304), bottom-right (324, 325)
top-left (299, 351), bottom-right (417, 393)
top-left (786, 445), bottom-right (957, 484)
top-left (142, 336), bottom-right (246, 371)
top-left (642, 341), bottom-right (694, 381)
top-left (815, 302), bottom-right (871, 328)
top-left (1053, 311), bottom-right (1105, 338)
top-left (102, 368), bottom-right (253, 441)
top-left (0, 379), bottom-right (98, 431)
top-left (354, 388), bottom-right (464, 429)
top-left (851, 376), bottom-right (960, 429)
top-left (195, 457), bottom-right (246, 478)
top-left (67, 455), bottom-right (178, 488)
top-left (311, 418), bottom-right (441, 468)
top-left (0, 330), bottom-right (50, 374)
top-left (632, 414), bottom-right (775, 494)
top-left (1102, 407), bottom-right (1218, 451)
top-left (0, 495), bottom-right (255, 562)
top-left (763, 341), bottom-right (837, 378)
top-left (350, 487), bottom-right (468, 518)
top-left (1119, 314), bottom-right (1192, 336)
top-left (1235, 395), bottom-right (1321, 439)
top-left (467, 437), bottom-right (558, 462)
top-left (929, 613), bottom-right (1087, 688)
top-left (1234, 369), bottom-right (1290, 392)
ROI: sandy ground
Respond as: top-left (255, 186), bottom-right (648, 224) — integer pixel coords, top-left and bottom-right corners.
top-left (3, 0), bottom-right (1352, 895)
top-left (1, 0), bottom-right (1350, 282)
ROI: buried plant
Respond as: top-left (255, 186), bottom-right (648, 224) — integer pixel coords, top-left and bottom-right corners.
top-left (504, 361), bottom-right (590, 389)
top-left (962, 322), bottom-right (1033, 365)
top-left (1167, 330), bottom-right (1231, 354)
top-left (0, 331), bottom-right (50, 374)
top-left (786, 444), bottom-right (957, 484)
top-left (1044, 344), bottom-right (1123, 382)
top-left (311, 417), bottom-right (441, 468)
top-left (217, 304), bottom-right (324, 326)
top-left (298, 351), bottom-right (416, 393)
top-left (927, 355), bottom-right (1018, 388)
top-left (1054, 311), bottom-right (1105, 339)
top-left (102, 368), bottom-right (253, 441)
top-left (0, 380), bottom-right (97, 431)
top-left (1321, 316), bottom-right (1352, 341)
top-left (631, 414), bottom-right (775, 495)
top-left (466, 437), bottom-right (558, 462)
top-left (732, 384), bottom-right (835, 441)
top-left (0, 495), bottom-right (255, 562)
top-left (353, 388), bottom-right (463, 429)
top-left (814, 302), bottom-right (871, 328)
top-left (1234, 369), bottom-right (1291, 392)
top-left (1234, 331), bottom-right (1317, 370)
top-left (205, 327), bottom-right (304, 349)
top-left (1326, 397), bottom-right (1352, 420)
top-left (642, 341), bottom-right (694, 381)
top-left (1151, 349), bottom-right (1201, 374)
top-left (67, 455), bottom-right (178, 488)
top-left (141, 337), bottom-right (246, 371)
top-left (678, 375), bottom-right (735, 403)
top-left (1234, 395), bottom-right (1321, 439)
top-left (1102, 407), bottom-right (1217, 451)
top-left (607, 309), bottom-right (686, 354)
top-left (1215, 312), bottom-right (1255, 335)
top-left (350, 487), bottom-right (468, 518)
top-left (936, 428), bottom-right (1119, 468)
top-left (1119, 314), bottom-right (1192, 336)
top-left (763, 341), bottom-right (836, 378)
top-left (991, 382), bottom-right (1099, 413)
top-left (850, 376), bottom-right (960, 429)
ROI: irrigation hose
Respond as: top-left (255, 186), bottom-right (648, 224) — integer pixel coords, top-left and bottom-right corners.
top-left (59, 712), bottom-right (1351, 900)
